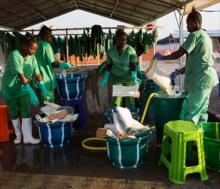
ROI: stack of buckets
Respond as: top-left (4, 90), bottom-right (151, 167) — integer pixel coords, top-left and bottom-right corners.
top-left (35, 72), bottom-right (87, 148)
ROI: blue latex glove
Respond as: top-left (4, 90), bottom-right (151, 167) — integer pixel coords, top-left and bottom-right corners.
top-left (59, 62), bottom-right (73, 69)
top-left (99, 71), bottom-right (110, 87)
top-left (131, 71), bottom-right (140, 84)
top-left (21, 84), bottom-right (39, 106)
top-left (38, 81), bottom-right (52, 99)
top-left (170, 69), bottom-right (180, 81)
top-left (154, 53), bottom-right (164, 60)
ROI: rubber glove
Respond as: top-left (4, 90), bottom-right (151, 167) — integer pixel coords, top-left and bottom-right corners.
top-left (170, 69), bottom-right (180, 81)
top-left (154, 53), bottom-right (164, 60)
top-left (99, 71), bottom-right (110, 87)
top-left (21, 84), bottom-right (39, 106)
top-left (59, 62), bottom-right (73, 69)
top-left (131, 71), bottom-right (140, 84)
top-left (38, 81), bottom-right (51, 99)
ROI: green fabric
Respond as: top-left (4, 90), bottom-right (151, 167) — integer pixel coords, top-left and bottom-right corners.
top-left (181, 29), bottom-right (218, 92)
top-left (99, 71), bottom-right (110, 87)
top-left (21, 84), bottom-right (39, 106)
top-left (180, 88), bottom-right (212, 124)
top-left (1, 50), bottom-right (39, 100)
top-left (13, 32), bottom-right (25, 49)
top-left (6, 33), bottom-right (15, 53)
top-left (105, 29), bottom-right (113, 53)
top-left (59, 62), bottom-right (73, 69)
top-left (107, 44), bottom-right (137, 81)
top-left (74, 35), bottom-right (80, 57)
top-left (68, 35), bottom-right (75, 56)
top-left (38, 81), bottom-right (51, 99)
top-left (35, 40), bottom-right (57, 90)
top-left (142, 32), bottom-right (148, 53)
top-left (6, 94), bottom-right (31, 119)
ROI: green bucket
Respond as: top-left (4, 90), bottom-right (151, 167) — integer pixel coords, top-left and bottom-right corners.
top-left (106, 133), bottom-right (151, 169)
top-left (154, 92), bottom-right (186, 144)
top-left (200, 122), bottom-right (220, 171)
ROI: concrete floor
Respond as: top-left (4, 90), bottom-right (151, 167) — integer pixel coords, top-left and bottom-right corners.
top-left (0, 114), bottom-right (220, 189)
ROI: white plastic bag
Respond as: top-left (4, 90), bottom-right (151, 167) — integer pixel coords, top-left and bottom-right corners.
top-left (145, 59), bottom-right (173, 95)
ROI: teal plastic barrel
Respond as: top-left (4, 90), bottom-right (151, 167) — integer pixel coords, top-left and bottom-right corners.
top-left (154, 92), bottom-right (186, 144)
top-left (140, 79), bottom-right (160, 122)
top-left (200, 122), bottom-right (220, 171)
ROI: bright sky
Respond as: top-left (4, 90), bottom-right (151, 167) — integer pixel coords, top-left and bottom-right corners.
top-left (26, 3), bottom-right (220, 39)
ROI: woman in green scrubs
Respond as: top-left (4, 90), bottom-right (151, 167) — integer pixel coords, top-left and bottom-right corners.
top-left (35, 25), bottom-right (72, 104)
top-left (1, 37), bottom-right (50, 144)
top-left (154, 10), bottom-right (218, 124)
top-left (99, 28), bottom-right (138, 109)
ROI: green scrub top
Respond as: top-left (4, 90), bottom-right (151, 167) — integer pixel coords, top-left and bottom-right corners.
top-left (181, 29), bottom-right (218, 92)
top-left (1, 50), bottom-right (40, 100)
top-left (35, 40), bottom-right (57, 90)
top-left (107, 44), bottom-right (137, 81)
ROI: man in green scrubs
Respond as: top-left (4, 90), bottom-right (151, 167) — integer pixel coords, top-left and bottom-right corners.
top-left (35, 25), bottom-right (72, 104)
top-left (1, 37), bottom-right (50, 144)
top-left (99, 28), bottom-right (138, 109)
top-left (154, 10), bottom-right (218, 124)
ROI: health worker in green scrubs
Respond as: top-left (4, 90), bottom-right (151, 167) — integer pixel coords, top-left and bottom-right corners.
top-left (35, 25), bottom-right (73, 104)
top-left (99, 28), bottom-right (139, 109)
top-left (1, 37), bottom-right (50, 144)
top-left (154, 10), bottom-right (219, 124)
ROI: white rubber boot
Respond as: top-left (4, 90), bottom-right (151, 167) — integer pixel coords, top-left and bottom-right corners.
top-left (12, 119), bottom-right (22, 144)
top-left (22, 118), bottom-right (40, 144)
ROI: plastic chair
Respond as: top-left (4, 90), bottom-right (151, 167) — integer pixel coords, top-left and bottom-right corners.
top-left (60, 97), bottom-right (86, 126)
top-left (159, 120), bottom-right (208, 184)
top-left (0, 104), bottom-right (14, 142)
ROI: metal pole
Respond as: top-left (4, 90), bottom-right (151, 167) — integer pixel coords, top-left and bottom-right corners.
top-left (179, 11), bottom-right (184, 91)
top-left (65, 28), bottom-right (69, 62)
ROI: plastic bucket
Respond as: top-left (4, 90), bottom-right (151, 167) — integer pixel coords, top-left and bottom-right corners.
top-left (140, 79), bottom-right (160, 122)
top-left (200, 122), bottom-right (220, 171)
top-left (35, 121), bottom-right (73, 148)
top-left (106, 133), bottom-right (151, 169)
top-left (56, 72), bottom-right (87, 100)
top-left (154, 92), bottom-right (186, 144)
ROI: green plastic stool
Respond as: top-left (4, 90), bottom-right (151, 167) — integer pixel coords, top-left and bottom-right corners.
top-left (159, 120), bottom-right (208, 184)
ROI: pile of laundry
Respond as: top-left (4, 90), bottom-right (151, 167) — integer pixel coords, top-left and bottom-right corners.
top-left (35, 101), bottom-right (79, 123)
top-left (96, 107), bottom-right (151, 139)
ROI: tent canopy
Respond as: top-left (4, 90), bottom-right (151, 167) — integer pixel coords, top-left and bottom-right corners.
top-left (0, 0), bottom-right (219, 29)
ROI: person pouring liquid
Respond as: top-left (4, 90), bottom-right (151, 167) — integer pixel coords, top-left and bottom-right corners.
top-left (154, 10), bottom-right (218, 124)
top-left (1, 36), bottom-right (50, 144)
top-left (99, 28), bottom-right (139, 109)
top-left (35, 25), bottom-right (73, 104)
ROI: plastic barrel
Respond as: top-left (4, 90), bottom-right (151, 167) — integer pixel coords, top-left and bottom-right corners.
top-left (56, 72), bottom-right (87, 100)
top-left (154, 92), bottom-right (186, 144)
top-left (35, 121), bottom-right (73, 148)
top-left (200, 122), bottom-right (220, 171)
top-left (140, 79), bottom-right (160, 122)
top-left (106, 133), bottom-right (151, 169)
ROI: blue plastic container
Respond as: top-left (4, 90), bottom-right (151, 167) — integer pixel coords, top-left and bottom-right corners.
top-left (106, 133), bottom-right (151, 169)
top-left (35, 121), bottom-right (73, 148)
top-left (56, 72), bottom-right (87, 100)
